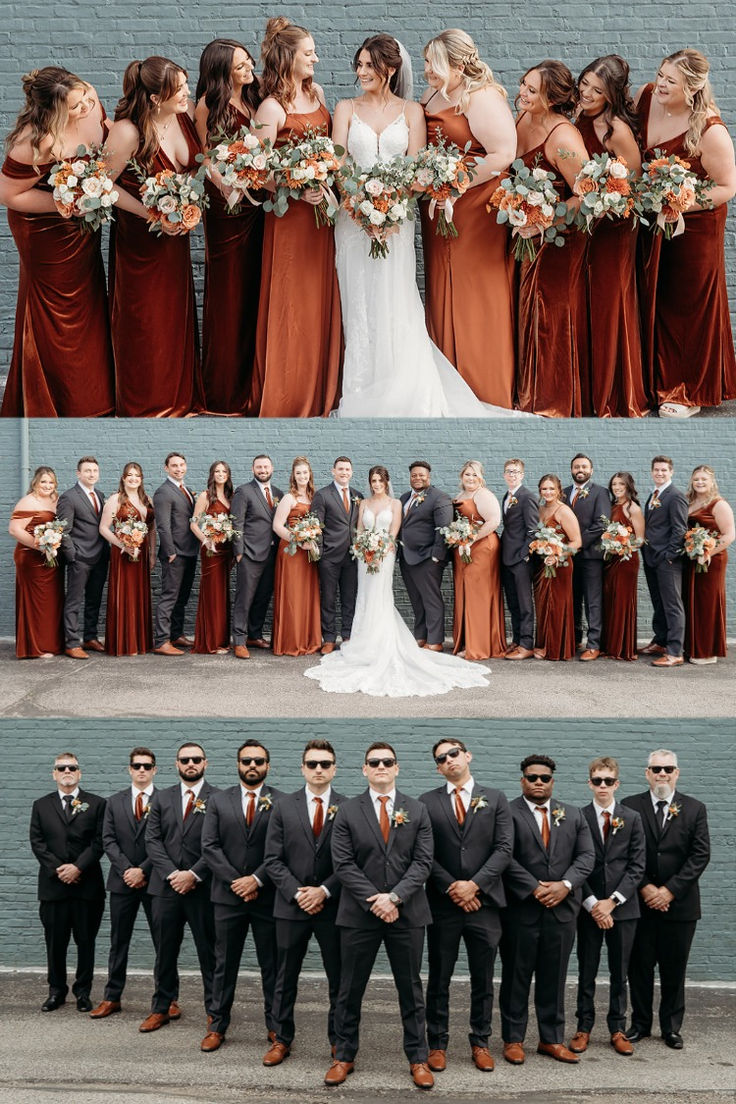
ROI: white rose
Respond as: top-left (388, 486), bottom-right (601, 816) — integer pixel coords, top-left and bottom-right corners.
top-left (359, 199), bottom-right (374, 217)
top-left (526, 190), bottom-right (545, 207)
top-left (368, 208), bottom-right (386, 226)
top-left (507, 207), bottom-right (528, 227)
top-left (609, 160), bottom-right (628, 179)
top-left (415, 167), bottom-right (433, 187)
top-left (100, 193), bottom-right (114, 207)
top-left (66, 175), bottom-right (78, 188)
top-left (102, 177), bottom-right (114, 192)
top-left (364, 178), bottom-right (384, 197)
top-left (252, 153), bottom-right (267, 170)
top-left (157, 195), bottom-right (177, 214)
top-left (541, 203), bottom-right (554, 218)
top-left (243, 133), bottom-right (260, 149)
top-left (215, 144), bottom-right (230, 160)
top-left (531, 166), bottom-right (548, 181)
top-left (388, 202), bottom-right (406, 221)
top-left (81, 176), bottom-right (103, 198)
top-left (71, 160), bottom-right (87, 176)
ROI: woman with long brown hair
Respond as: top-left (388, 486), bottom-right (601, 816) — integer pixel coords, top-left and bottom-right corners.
top-left (532, 474), bottom-right (582, 659)
top-left (99, 463), bottom-right (154, 655)
top-left (191, 460), bottom-right (235, 654)
top-left (684, 465), bottom-right (734, 663)
top-left (9, 466), bottom-right (64, 658)
top-left (271, 456), bottom-right (322, 655)
top-left (601, 472), bottom-right (644, 660)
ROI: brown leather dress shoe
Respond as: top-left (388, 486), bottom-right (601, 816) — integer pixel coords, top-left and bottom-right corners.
top-left (410, 1063), bottom-right (435, 1089)
top-left (610, 1031), bottom-right (634, 1055)
top-left (139, 1012), bottom-right (170, 1032)
top-left (89, 999), bottom-right (121, 1018)
top-left (651, 654), bottom-right (684, 667)
top-left (233, 645), bottom-right (250, 659)
top-left (267, 1029), bottom-right (276, 1044)
top-left (503, 1042), bottom-right (525, 1064)
top-left (537, 1041), bottom-right (580, 1063)
top-left (247, 637), bottom-right (270, 649)
top-left (324, 1060), bottom-right (354, 1085)
top-left (201, 1031), bottom-right (224, 1052)
top-left (505, 647), bottom-right (534, 660)
top-left (425, 643), bottom-right (443, 652)
top-left (263, 1041), bottom-right (290, 1066)
top-left (172, 636), bottom-right (194, 648)
top-left (82, 639), bottom-right (105, 652)
top-left (320, 642), bottom-right (336, 655)
top-left (65, 647), bottom-right (89, 660)
top-left (471, 1046), bottom-right (494, 1071)
top-left (569, 1030), bottom-right (590, 1053)
top-left (416, 638), bottom-right (427, 648)
top-left (427, 1049), bottom-right (446, 1071)
top-left (639, 642), bottom-right (666, 655)
top-left (579, 649), bottom-right (600, 661)
top-left (168, 1001), bottom-right (181, 1020)
top-left (153, 643), bottom-right (184, 656)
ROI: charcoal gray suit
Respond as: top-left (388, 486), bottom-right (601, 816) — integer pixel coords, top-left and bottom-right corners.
top-left (398, 486), bottom-right (453, 646)
top-left (57, 483), bottom-right (109, 649)
top-left (642, 483), bottom-right (689, 656)
top-left (231, 479), bottom-right (283, 645)
top-left (563, 481), bottom-right (609, 651)
top-left (311, 483), bottom-right (362, 642)
top-left (153, 478), bottom-right (199, 647)
top-left (500, 485), bottom-right (539, 650)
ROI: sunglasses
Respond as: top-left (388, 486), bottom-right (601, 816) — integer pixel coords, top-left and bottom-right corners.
top-left (590, 776), bottom-right (618, 787)
top-left (304, 759), bottom-right (335, 770)
top-left (55, 764), bottom-right (79, 772)
top-left (435, 747), bottom-right (462, 765)
top-left (240, 756), bottom-right (267, 767)
top-left (131, 763), bottom-right (154, 771)
top-left (366, 757), bottom-right (396, 768)
top-left (524, 773), bottom-right (553, 784)
top-left (178, 756), bottom-right (204, 765)
top-left (648, 764), bottom-right (676, 774)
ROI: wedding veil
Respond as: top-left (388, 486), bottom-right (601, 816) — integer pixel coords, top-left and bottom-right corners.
top-left (394, 39), bottom-right (414, 101)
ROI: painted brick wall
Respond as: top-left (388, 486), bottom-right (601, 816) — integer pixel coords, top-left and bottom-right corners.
top-left (0, 2), bottom-right (734, 375)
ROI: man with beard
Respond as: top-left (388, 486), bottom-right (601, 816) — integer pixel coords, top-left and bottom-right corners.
top-left (200, 742), bottom-right (284, 1052)
top-left (311, 457), bottom-right (363, 653)
top-left (398, 461), bottom-right (453, 651)
top-left (57, 455), bottom-right (109, 660)
top-left (563, 454), bottom-right (609, 661)
top-left (231, 456), bottom-right (284, 658)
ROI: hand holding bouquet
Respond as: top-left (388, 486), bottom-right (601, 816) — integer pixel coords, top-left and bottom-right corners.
top-left (133, 163), bottom-right (208, 236)
top-left (194, 511), bottom-right (239, 557)
top-left (600, 515), bottom-right (644, 561)
top-left (284, 512), bottom-right (323, 562)
top-left (634, 151), bottom-right (713, 239)
top-left (264, 128), bottom-right (342, 227)
top-left (529, 524), bottom-right (577, 578)
top-left (351, 528), bottom-right (396, 574)
top-left (49, 145), bottom-right (118, 233)
top-left (113, 517), bottom-right (149, 561)
top-left (340, 155), bottom-right (415, 258)
top-left (412, 130), bottom-right (476, 237)
top-left (681, 525), bottom-right (719, 573)
top-left (438, 516), bottom-right (479, 564)
top-left (204, 127), bottom-right (272, 212)
top-left (573, 153), bottom-right (635, 232)
top-left (488, 157), bottom-right (571, 262)
top-left (33, 518), bottom-right (67, 567)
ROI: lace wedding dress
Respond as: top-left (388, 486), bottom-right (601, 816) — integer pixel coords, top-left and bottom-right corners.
top-left (304, 506), bottom-right (490, 697)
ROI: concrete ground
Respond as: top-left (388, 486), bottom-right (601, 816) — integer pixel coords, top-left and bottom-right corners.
top-left (0, 972), bottom-right (733, 1103)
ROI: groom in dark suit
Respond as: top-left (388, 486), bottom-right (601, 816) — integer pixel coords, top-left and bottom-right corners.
top-left (153, 453), bottom-right (199, 655)
top-left (641, 456), bottom-right (689, 666)
top-left (500, 459), bottom-right (539, 660)
top-left (398, 461), bottom-right (453, 651)
top-left (312, 456), bottom-right (362, 653)
top-left (231, 455), bottom-right (284, 659)
top-left (563, 454), bottom-right (609, 661)
top-left (57, 456), bottom-right (109, 659)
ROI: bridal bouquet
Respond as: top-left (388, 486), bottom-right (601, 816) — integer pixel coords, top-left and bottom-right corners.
top-left (681, 525), bottom-right (719, 573)
top-left (488, 157), bottom-right (571, 262)
top-left (572, 153), bottom-right (635, 232)
top-left (194, 511), bottom-right (239, 557)
top-left (33, 518), bottom-right (67, 567)
top-left (634, 151), bottom-right (712, 238)
top-left (133, 164), bottom-right (209, 236)
top-left (438, 516), bottom-right (479, 564)
top-left (599, 515), bottom-right (644, 561)
top-left (204, 127), bottom-right (272, 211)
top-left (350, 528), bottom-right (396, 574)
top-left (264, 128), bottom-right (342, 227)
top-left (529, 524), bottom-right (577, 578)
top-left (411, 130), bottom-right (476, 237)
top-left (49, 145), bottom-right (119, 233)
top-left (284, 512), bottom-right (323, 562)
top-left (340, 155), bottom-right (415, 258)
top-left (113, 517), bottom-right (149, 561)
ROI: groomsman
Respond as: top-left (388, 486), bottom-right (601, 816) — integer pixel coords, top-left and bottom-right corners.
top-left (622, 750), bottom-right (710, 1048)
top-left (500, 459), bottom-right (539, 660)
top-left (563, 454), bottom-right (608, 660)
top-left (231, 455), bottom-right (283, 658)
top-left (398, 461), bottom-right (452, 651)
top-left (641, 456), bottom-right (689, 666)
top-left (57, 456), bottom-right (109, 660)
top-left (140, 743), bottom-right (216, 1032)
top-left (420, 739), bottom-right (513, 1072)
top-left (327, 743), bottom-right (435, 1090)
top-left (153, 453), bottom-right (199, 656)
top-left (499, 755), bottom-right (594, 1064)
top-left (200, 742), bottom-right (284, 1052)
top-left (312, 456), bottom-right (362, 653)
top-left (569, 757), bottom-right (645, 1056)
top-left (263, 740), bottom-right (346, 1065)
top-left (29, 752), bottom-right (106, 1012)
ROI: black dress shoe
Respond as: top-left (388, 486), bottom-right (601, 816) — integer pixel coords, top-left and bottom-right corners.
top-left (76, 995), bottom-right (93, 1012)
top-left (625, 1027), bottom-right (651, 1043)
top-left (41, 994), bottom-right (66, 1012)
top-left (663, 1032), bottom-right (683, 1049)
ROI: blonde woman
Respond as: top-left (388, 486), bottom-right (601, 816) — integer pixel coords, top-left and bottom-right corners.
top-left (450, 460), bottom-right (506, 659)
top-left (9, 467), bottom-right (64, 657)
top-left (684, 465), bottom-right (734, 663)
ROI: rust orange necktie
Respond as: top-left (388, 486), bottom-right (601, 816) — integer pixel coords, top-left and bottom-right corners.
top-left (312, 796), bottom-right (324, 838)
top-left (378, 796), bottom-right (390, 843)
top-left (245, 791), bottom-right (256, 827)
top-left (454, 787), bottom-right (466, 826)
top-left (538, 806), bottom-right (550, 848)
top-left (183, 790), bottom-right (195, 820)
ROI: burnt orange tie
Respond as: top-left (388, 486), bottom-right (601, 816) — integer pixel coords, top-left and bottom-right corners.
top-left (342, 489), bottom-right (350, 513)
top-left (454, 787), bottom-right (466, 826)
top-left (538, 806), bottom-right (550, 849)
top-left (312, 796), bottom-right (324, 838)
top-left (245, 791), bottom-right (256, 827)
top-left (265, 487), bottom-right (274, 509)
top-left (602, 810), bottom-right (611, 841)
top-left (183, 790), bottom-right (195, 820)
top-left (650, 489), bottom-right (659, 510)
top-left (135, 793), bottom-right (144, 822)
top-left (180, 484), bottom-right (192, 504)
top-left (378, 796), bottom-right (390, 844)
top-left (89, 490), bottom-right (100, 514)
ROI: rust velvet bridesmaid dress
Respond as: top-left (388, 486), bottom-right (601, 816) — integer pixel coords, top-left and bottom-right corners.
top-left (192, 499), bottom-right (233, 653)
top-left (451, 499), bottom-right (507, 660)
top-left (0, 154), bottom-right (115, 417)
top-left (109, 113), bottom-right (203, 417)
top-left (104, 502), bottom-right (153, 656)
top-left (601, 503), bottom-right (639, 660)
top-left (251, 104), bottom-right (342, 417)
top-left (13, 510), bottom-right (64, 657)
top-left (272, 501), bottom-right (321, 656)
top-left (421, 101), bottom-right (515, 409)
top-left (684, 500), bottom-right (728, 659)
top-left (533, 519), bottom-right (576, 660)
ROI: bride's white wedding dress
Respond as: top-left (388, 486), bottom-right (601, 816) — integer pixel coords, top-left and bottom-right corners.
top-left (304, 506), bottom-right (490, 697)
top-left (334, 110), bottom-right (531, 419)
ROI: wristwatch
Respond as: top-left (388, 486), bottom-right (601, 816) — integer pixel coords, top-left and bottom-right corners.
top-left (609, 895), bottom-right (620, 908)
top-left (388, 892), bottom-right (402, 905)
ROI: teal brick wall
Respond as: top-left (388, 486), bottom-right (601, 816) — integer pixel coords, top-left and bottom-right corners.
top-left (0, 2), bottom-right (734, 373)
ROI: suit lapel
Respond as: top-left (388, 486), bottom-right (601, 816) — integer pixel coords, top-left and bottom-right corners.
top-left (229, 786), bottom-right (249, 842)
top-left (659, 790), bottom-right (679, 839)
top-left (360, 791), bottom-right (386, 850)
top-left (584, 803), bottom-right (605, 858)
top-left (52, 792), bottom-right (69, 829)
top-left (439, 788), bottom-right (463, 839)
top-left (296, 789), bottom-right (314, 845)
top-left (519, 799), bottom-right (548, 858)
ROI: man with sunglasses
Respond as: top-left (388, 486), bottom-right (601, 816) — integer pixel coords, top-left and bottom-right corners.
top-left (622, 750), bottom-right (710, 1049)
top-left (200, 742), bottom-right (284, 1052)
top-left (419, 739), bottom-right (513, 1073)
top-left (569, 758), bottom-right (645, 1057)
top-left (263, 739), bottom-right (347, 1065)
top-left (326, 742), bottom-right (435, 1091)
top-left (29, 753), bottom-right (106, 1012)
top-left (499, 755), bottom-right (594, 1065)
top-left (141, 743), bottom-right (217, 1033)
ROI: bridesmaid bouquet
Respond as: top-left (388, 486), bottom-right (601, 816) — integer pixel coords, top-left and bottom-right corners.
top-left (340, 155), bottom-right (415, 259)
top-left (49, 145), bottom-right (119, 233)
top-left (634, 151), bottom-right (713, 239)
top-left (113, 518), bottom-right (148, 561)
top-left (194, 511), bottom-right (239, 557)
top-left (350, 529), bottom-right (396, 574)
top-left (284, 513), bottom-right (323, 562)
top-left (572, 153), bottom-right (635, 232)
top-left (599, 516), bottom-right (644, 561)
top-left (438, 516), bottom-right (479, 564)
top-left (264, 129), bottom-right (342, 227)
top-left (411, 130), bottom-right (476, 238)
top-left (681, 525), bottom-right (719, 573)
top-left (204, 127), bottom-right (273, 212)
top-left (529, 525), bottom-right (577, 578)
top-left (133, 164), bottom-right (209, 236)
top-left (33, 518), bottom-right (67, 567)
top-left (488, 158), bottom-right (570, 262)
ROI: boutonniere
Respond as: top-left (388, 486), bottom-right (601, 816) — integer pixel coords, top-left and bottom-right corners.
top-left (327, 804), bottom-right (339, 821)
top-left (143, 803), bottom-right (151, 819)
top-left (350, 494), bottom-right (360, 506)
top-left (70, 799), bottom-right (89, 816)
top-left (578, 487), bottom-right (590, 499)
top-left (411, 492), bottom-right (427, 508)
top-left (552, 806), bottom-right (565, 827)
top-left (507, 494), bottom-right (518, 508)
top-left (192, 798), bottom-right (207, 815)
top-left (392, 807), bottom-right (410, 827)
top-left (650, 496), bottom-right (662, 509)
top-left (258, 794), bottom-right (273, 813)
top-left (272, 496), bottom-right (280, 508)
top-left (667, 803), bottom-right (681, 820)
top-left (611, 816), bottom-right (624, 836)
top-left (470, 795), bottom-right (488, 814)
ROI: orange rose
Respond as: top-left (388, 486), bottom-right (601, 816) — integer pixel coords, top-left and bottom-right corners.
top-left (575, 177), bottom-right (597, 195)
top-left (181, 204), bottom-right (201, 230)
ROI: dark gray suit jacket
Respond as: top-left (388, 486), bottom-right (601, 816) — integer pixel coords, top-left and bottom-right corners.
top-left (312, 483), bottom-right (363, 562)
top-left (642, 484), bottom-right (689, 566)
top-left (57, 483), bottom-right (108, 565)
top-left (231, 479), bottom-right (283, 560)
top-left (500, 485), bottom-right (539, 566)
top-left (581, 800), bottom-right (645, 921)
top-left (145, 781), bottom-right (216, 896)
top-left (563, 482), bottom-right (609, 559)
top-left (153, 479), bottom-right (198, 560)
top-left (399, 486), bottom-right (452, 564)
top-left (264, 787), bottom-right (347, 920)
top-left (30, 789), bottom-right (106, 902)
top-left (201, 783), bottom-right (285, 915)
top-left (103, 787), bottom-right (155, 894)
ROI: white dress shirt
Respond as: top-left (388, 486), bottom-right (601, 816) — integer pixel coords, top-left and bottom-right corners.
top-left (446, 777), bottom-right (474, 814)
top-left (181, 778), bottom-right (205, 814)
top-left (306, 785), bottom-right (332, 828)
top-left (131, 783), bottom-right (154, 815)
top-left (369, 788), bottom-right (395, 822)
top-left (503, 483), bottom-right (522, 513)
top-left (58, 787), bottom-right (80, 806)
top-left (582, 801), bottom-right (626, 911)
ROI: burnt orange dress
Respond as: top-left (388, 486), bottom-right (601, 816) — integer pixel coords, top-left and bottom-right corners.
top-left (105, 501), bottom-right (153, 656)
top-left (109, 112), bottom-right (203, 417)
top-left (601, 503), bottom-right (640, 660)
top-left (272, 501), bottom-right (321, 656)
top-left (638, 84), bottom-right (736, 409)
top-left (192, 499), bottom-right (233, 653)
top-left (575, 113), bottom-right (648, 418)
top-left (201, 105), bottom-right (264, 415)
top-left (251, 104), bottom-right (342, 417)
top-left (421, 101), bottom-right (515, 409)
top-left (515, 119), bottom-right (588, 417)
top-left (451, 498), bottom-right (506, 660)
top-left (684, 500), bottom-right (728, 659)
top-left (13, 509), bottom-right (64, 657)
top-left (533, 515), bottom-right (576, 660)
top-left (0, 153), bottom-right (115, 417)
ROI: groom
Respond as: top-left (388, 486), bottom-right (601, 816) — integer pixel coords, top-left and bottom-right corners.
top-left (312, 457), bottom-right (363, 655)
top-left (399, 462), bottom-right (453, 652)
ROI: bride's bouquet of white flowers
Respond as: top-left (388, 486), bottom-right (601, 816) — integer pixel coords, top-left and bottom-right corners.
top-left (350, 528), bottom-right (396, 574)
top-left (340, 154), bottom-right (416, 259)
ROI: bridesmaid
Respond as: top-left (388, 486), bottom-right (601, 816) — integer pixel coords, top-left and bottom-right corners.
top-left (251, 17), bottom-right (342, 417)
top-left (0, 68), bottom-right (114, 417)
top-left (451, 460), bottom-right (506, 659)
top-left (190, 460), bottom-right (234, 654)
top-left (271, 456), bottom-right (322, 656)
top-left (195, 40), bottom-right (264, 415)
top-left (514, 62), bottom-right (589, 416)
top-left (575, 56), bottom-right (648, 418)
top-left (635, 49), bottom-right (736, 415)
top-left (533, 474), bottom-right (581, 660)
top-left (684, 465), bottom-right (734, 664)
top-left (9, 466), bottom-right (64, 658)
top-left (105, 57), bottom-right (203, 417)
top-left (421, 30), bottom-right (517, 408)
top-left (99, 463), bottom-right (154, 656)
top-left (601, 472), bottom-right (644, 661)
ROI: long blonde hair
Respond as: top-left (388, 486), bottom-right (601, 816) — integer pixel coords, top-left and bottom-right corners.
top-left (686, 464), bottom-right (720, 504)
top-left (424, 29), bottom-right (506, 114)
top-left (260, 16), bottom-right (316, 110)
top-left (5, 67), bottom-right (89, 169)
top-left (661, 49), bottom-right (718, 154)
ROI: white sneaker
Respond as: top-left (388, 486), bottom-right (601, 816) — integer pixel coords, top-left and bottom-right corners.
top-left (689, 656), bottom-right (717, 665)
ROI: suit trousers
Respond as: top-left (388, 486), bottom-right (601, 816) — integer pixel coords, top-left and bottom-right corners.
top-left (209, 905), bottom-right (277, 1035)
top-left (575, 912), bottom-right (637, 1034)
top-left (334, 925), bottom-right (428, 1063)
top-left (39, 896), bottom-right (105, 997)
top-left (399, 558), bottom-right (446, 645)
top-left (232, 554), bottom-right (274, 643)
top-left (104, 890), bottom-right (155, 1001)
top-left (627, 910), bottom-right (696, 1035)
top-left (154, 554), bottom-right (197, 647)
top-left (499, 907), bottom-right (576, 1044)
top-left (501, 560), bottom-right (534, 650)
top-left (63, 557), bottom-right (107, 647)
top-left (271, 916), bottom-right (342, 1045)
top-left (426, 907), bottom-right (502, 1049)
top-left (317, 555), bottom-right (358, 642)
top-left (643, 558), bottom-right (685, 656)
top-left (149, 892), bottom-right (215, 1014)
top-left (572, 557), bottom-right (603, 650)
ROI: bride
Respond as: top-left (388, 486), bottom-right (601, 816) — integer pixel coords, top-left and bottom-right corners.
top-left (304, 465), bottom-right (490, 696)
top-left (331, 34), bottom-right (530, 419)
